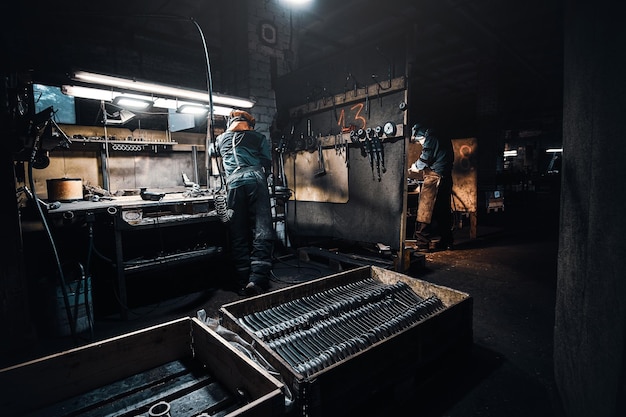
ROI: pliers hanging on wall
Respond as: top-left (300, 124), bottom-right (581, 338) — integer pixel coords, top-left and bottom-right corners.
top-left (371, 126), bottom-right (386, 180)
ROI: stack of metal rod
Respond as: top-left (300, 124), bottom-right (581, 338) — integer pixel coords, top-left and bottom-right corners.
top-left (238, 277), bottom-right (445, 377)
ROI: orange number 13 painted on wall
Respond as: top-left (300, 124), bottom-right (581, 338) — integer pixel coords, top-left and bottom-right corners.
top-left (337, 103), bottom-right (367, 131)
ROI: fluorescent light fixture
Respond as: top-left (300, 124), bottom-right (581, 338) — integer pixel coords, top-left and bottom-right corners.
top-left (503, 150), bottom-right (518, 157)
top-left (177, 104), bottom-right (209, 115)
top-left (62, 85), bottom-right (113, 101)
top-left (62, 85), bottom-right (234, 116)
top-left (72, 71), bottom-right (255, 108)
top-left (113, 96), bottom-right (153, 110)
top-left (546, 148), bottom-right (563, 153)
top-left (205, 105), bottom-right (232, 116)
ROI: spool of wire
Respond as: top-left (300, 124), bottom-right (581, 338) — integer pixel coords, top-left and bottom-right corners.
top-left (214, 191), bottom-right (233, 223)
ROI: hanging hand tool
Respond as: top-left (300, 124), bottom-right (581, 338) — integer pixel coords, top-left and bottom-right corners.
top-left (276, 134), bottom-right (288, 188)
top-left (373, 126), bottom-right (386, 175)
top-left (314, 137), bottom-right (326, 177)
top-left (351, 129), bottom-right (364, 158)
top-left (343, 133), bottom-right (349, 168)
top-left (366, 128), bottom-right (381, 181)
top-left (364, 128), bottom-right (376, 180)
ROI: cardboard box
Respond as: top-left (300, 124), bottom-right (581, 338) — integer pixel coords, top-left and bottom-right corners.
top-left (0, 317), bottom-right (285, 417)
top-left (219, 265), bottom-right (473, 416)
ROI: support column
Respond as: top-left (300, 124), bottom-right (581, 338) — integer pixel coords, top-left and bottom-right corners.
top-left (554, 3), bottom-right (626, 416)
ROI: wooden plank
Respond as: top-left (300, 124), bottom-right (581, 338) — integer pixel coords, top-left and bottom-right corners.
top-left (283, 147), bottom-right (349, 203)
top-left (370, 265), bottom-right (470, 306)
top-left (0, 318), bottom-right (191, 415)
top-left (289, 76), bottom-right (406, 118)
top-left (451, 137), bottom-right (478, 213)
top-left (191, 319), bottom-right (284, 403)
top-left (1, 317), bottom-right (286, 417)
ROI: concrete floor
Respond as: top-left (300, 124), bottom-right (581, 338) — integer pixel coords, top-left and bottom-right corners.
top-left (1, 190), bottom-right (566, 416)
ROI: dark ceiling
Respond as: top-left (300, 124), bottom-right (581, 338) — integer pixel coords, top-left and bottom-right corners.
top-left (2, 0), bottom-right (564, 135)
top-left (293, 0), bottom-right (563, 133)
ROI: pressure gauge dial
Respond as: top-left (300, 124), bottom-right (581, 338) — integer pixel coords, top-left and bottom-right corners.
top-left (383, 121), bottom-right (397, 137)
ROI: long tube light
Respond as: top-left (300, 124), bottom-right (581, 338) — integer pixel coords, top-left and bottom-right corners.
top-left (61, 85), bottom-right (233, 116)
top-left (72, 70), bottom-right (255, 108)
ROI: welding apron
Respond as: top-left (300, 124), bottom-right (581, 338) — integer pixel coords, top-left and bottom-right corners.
top-left (417, 171), bottom-right (442, 224)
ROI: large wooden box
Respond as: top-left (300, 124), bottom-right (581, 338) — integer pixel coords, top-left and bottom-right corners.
top-left (0, 317), bottom-right (285, 417)
top-left (219, 265), bottom-right (473, 416)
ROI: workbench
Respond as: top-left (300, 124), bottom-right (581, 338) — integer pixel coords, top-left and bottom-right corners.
top-left (41, 191), bottom-right (225, 320)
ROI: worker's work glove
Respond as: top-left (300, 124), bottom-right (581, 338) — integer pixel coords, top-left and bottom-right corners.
top-left (207, 143), bottom-right (217, 157)
top-left (408, 162), bottom-right (421, 173)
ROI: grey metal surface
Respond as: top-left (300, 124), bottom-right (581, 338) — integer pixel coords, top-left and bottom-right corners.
top-left (239, 277), bottom-right (445, 377)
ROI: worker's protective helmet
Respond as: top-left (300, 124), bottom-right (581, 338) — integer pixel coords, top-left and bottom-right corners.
top-left (227, 109), bottom-right (255, 131)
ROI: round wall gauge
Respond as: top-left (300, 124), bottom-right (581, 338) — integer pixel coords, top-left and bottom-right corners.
top-left (383, 121), bottom-right (397, 137)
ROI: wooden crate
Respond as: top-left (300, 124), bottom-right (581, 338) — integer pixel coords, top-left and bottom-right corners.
top-left (219, 265), bottom-right (473, 417)
top-left (0, 317), bottom-right (285, 417)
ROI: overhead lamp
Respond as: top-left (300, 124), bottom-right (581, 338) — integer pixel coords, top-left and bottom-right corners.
top-left (546, 148), bottom-right (563, 153)
top-left (279, 0), bottom-right (313, 7)
top-left (503, 150), bottom-right (518, 157)
top-left (62, 85), bottom-right (234, 116)
top-left (177, 104), bottom-right (209, 115)
top-left (72, 71), bottom-right (255, 108)
top-left (113, 96), bottom-right (153, 110)
top-left (62, 85), bottom-right (113, 101)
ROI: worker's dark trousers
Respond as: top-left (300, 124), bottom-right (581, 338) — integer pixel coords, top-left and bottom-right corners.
top-left (227, 171), bottom-right (273, 288)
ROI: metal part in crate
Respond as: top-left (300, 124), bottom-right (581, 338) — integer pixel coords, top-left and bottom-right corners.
top-left (220, 266), bottom-right (473, 417)
top-left (238, 277), bottom-right (445, 377)
top-left (0, 317), bottom-right (285, 417)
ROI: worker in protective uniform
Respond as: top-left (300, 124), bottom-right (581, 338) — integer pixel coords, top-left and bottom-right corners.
top-left (408, 123), bottom-right (454, 250)
top-left (215, 110), bottom-right (273, 296)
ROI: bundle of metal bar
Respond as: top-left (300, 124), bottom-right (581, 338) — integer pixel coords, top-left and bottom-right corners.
top-left (238, 278), bottom-right (445, 376)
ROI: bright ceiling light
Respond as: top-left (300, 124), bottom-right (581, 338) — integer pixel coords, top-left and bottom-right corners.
top-left (71, 71), bottom-right (255, 108)
top-left (177, 104), bottom-right (209, 115)
top-left (113, 96), bottom-right (153, 110)
top-left (61, 85), bottom-right (113, 101)
top-left (62, 85), bottom-right (234, 116)
top-left (280, 0), bottom-right (313, 6)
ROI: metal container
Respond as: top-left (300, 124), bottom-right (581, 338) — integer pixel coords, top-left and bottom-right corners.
top-left (47, 177), bottom-right (83, 201)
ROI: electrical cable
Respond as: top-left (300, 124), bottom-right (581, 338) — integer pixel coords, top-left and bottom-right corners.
top-left (26, 159), bottom-right (76, 339)
top-left (189, 17), bottom-right (232, 223)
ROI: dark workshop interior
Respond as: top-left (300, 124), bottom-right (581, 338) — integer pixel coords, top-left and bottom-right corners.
top-left (1, 1), bottom-right (625, 417)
